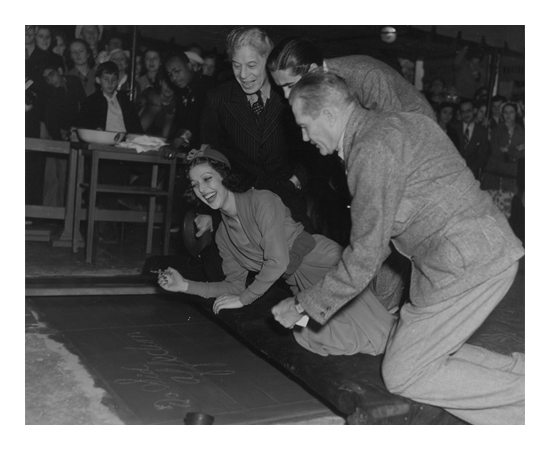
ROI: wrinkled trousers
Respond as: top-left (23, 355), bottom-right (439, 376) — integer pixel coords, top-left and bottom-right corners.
top-left (382, 262), bottom-right (524, 424)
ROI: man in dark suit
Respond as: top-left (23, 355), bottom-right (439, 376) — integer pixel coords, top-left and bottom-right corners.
top-left (191, 26), bottom-right (315, 281)
top-left (200, 26), bottom-right (311, 228)
top-left (452, 98), bottom-right (489, 180)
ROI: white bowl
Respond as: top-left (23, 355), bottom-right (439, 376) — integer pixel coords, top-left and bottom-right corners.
top-left (77, 128), bottom-right (126, 145)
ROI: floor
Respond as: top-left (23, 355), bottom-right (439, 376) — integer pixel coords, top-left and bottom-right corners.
top-left (25, 220), bottom-right (346, 425)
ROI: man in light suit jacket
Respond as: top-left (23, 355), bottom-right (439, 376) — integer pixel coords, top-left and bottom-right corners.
top-left (267, 37), bottom-right (436, 121)
top-left (452, 98), bottom-right (490, 180)
top-left (272, 71), bottom-right (524, 425)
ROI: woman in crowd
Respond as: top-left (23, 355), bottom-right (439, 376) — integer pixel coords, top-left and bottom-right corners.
top-left (66, 39), bottom-right (97, 97)
top-left (481, 102), bottom-right (525, 220)
top-left (52, 29), bottom-right (68, 69)
top-left (137, 47), bottom-right (163, 93)
top-left (158, 147), bottom-right (395, 357)
top-left (34, 26), bottom-right (65, 72)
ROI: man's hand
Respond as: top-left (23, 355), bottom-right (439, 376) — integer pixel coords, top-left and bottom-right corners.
top-left (194, 214), bottom-right (213, 237)
top-left (213, 294), bottom-right (244, 314)
top-left (160, 144), bottom-right (180, 160)
top-left (289, 174), bottom-right (302, 190)
top-left (271, 297), bottom-right (304, 329)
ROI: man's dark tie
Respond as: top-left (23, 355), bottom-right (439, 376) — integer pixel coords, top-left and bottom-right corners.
top-left (251, 91), bottom-right (264, 115)
top-left (463, 125), bottom-right (470, 148)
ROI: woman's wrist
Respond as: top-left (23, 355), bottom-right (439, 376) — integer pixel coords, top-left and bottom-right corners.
top-left (179, 280), bottom-right (189, 293)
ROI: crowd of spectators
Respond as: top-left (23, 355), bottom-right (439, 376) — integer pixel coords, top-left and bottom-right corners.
top-left (25, 25), bottom-right (228, 210)
top-left (424, 45), bottom-right (525, 242)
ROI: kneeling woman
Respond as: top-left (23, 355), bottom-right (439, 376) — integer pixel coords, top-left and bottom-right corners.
top-left (158, 147), bottom-right (395, 356)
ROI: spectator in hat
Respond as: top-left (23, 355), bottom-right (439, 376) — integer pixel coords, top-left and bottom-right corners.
top-left (109, 48), bottom-right (139, 98)
top-left (185, 51), bottom-right (204, 73)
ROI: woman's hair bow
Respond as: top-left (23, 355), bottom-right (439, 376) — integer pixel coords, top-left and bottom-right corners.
top-left (186, 144), bottom-right (231, 168)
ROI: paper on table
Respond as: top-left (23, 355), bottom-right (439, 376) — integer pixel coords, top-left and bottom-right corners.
top-left (116, 135), bottom-right (167, 153)
top-left (295, 315), bottom-right (309, 327)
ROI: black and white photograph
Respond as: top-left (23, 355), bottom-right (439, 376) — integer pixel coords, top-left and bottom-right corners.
top-left (19, 9), bottom-right (537, 444)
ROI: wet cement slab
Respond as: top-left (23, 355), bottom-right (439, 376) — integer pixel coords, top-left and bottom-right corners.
top-left (26, 294), bottom-right (342, 425)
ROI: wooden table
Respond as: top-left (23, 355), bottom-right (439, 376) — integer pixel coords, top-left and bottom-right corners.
top-left (71, 142), bottom-right (178, 263)
top-left (25, 138), bottom-right (81, 247)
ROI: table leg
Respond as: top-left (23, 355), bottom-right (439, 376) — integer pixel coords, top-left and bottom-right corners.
top-left (146, 165), bottom-right (158, 254)
top-left (86, 152), bottom-right (99, 263)
top-left (54, 147), bottom-right (83, 248)
top-left (163, 159), bottom-right (176, 255)
top-left (72, 149), bottom-right (85, 253)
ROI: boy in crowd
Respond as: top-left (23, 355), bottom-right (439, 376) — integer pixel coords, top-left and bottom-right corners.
top-left (77, 61), bottom-right (142, 134)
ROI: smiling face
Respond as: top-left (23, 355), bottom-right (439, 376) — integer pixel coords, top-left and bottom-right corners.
top-left (35, 28), bottom-right (52, 51)
top-left (291, 99), bottom-right (338, 156)
top-left (81, 25), bottom-right (99, 47)
top-left (439, 106), bottom-right (454, 125)
top-left (231, 45), bottom-right (268, 95)
top-left (189, 163), bottom-right (229, 211)
top-left (459, 102), bottom-right (476, 124)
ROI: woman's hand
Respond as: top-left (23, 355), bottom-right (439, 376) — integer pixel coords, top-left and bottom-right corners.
top-left (158, 267), bottom-right (189, 292)
top-left (194, 214), bottom-right (213, 237)
top-left (271, 297), bottom-right (304, 329)
top-left (213, 294), bottom-right (244, 314)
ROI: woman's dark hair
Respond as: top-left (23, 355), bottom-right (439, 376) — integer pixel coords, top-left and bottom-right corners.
top-left (266, 37), bottom-right (323, 76)
top-left (501, 101), bottom-right (518, 115)
top-left (436, 102), bottom-right (457, 115)
top-left (183, 157), bottom-right (245, 204)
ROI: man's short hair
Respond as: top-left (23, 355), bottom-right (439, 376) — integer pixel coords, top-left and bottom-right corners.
top-left (289, 71), bottom-right (354, 119)
top-left (458, 98), bottom-right (475, 109)
top-left (165, 53), bottom-right (190, 66)
top-left (96, 61), bottom-right (119, 78)
top-left (266, 37), bottom-right (323, 76)
top-left (226, 26), bottom-right (273, 59)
